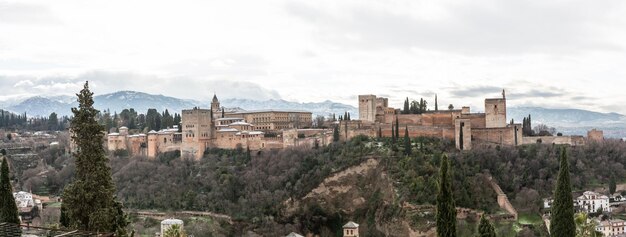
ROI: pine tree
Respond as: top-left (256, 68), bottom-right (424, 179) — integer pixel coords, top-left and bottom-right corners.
top-left (0, 158), bottom-right (20, 225)
top-left (477, 214), bottom-right (496, 237)
top-left (62, 82), bottom-right (129, 234)
top-left (550, 148), bottom-right (575, 237)
top-left (404, 126), bottom-right (411, 156)
top-left (436, 154), bottom-right (456, 237)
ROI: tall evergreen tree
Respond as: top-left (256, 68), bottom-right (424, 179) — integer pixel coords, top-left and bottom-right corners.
top-left (378, 127), bottom-right (382, 138)
top-left (0, 158), bottom-right (20, 225)
top-left (391, 122), bottom-right (396, 144)
top-left (404, 97), bottom-right (410, 114)
top-left (48, 112), bottom-right (59, 131)
top-left (550, 148), bottom-right (575, 237)
top-left (610, 174), bottom-right (617, 195)
top-left (404, 126), bottom-right (411, 155)
top-left (435, 94), bottom-right (438, 111)
top-left (395, 116), bottom-right (400, 139)
top-left (62, 82), bottom-right (129, 234)
top-left (333, 126), bottom-right (340, 142)
top-left (477, 214), bottom-right (496, 237)
top-left (60, 205), bottom-right (69, 227)
top-left (436, 154), bottom-right (456, 237)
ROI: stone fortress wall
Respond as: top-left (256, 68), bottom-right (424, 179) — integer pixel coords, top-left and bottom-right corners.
top-left (349, 90), bottom-right (602, 150)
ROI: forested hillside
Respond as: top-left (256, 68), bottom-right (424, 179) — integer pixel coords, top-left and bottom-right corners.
top-left (11, 135), bottom-right (626, 236)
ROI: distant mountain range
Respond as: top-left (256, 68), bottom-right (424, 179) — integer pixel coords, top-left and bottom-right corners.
top-left (3, 91), bottom-right (359, 119)
top-left (508, 107), bottom-right (626, 138)
top-left (2, 91), bottom-right (624, 138)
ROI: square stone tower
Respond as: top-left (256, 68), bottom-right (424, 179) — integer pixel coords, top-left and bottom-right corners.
top-left (485, 98), bottom-right (506, 128)
top-left (181, 108), bottom-right (214, 160)
top-left (359, 95), bottom-right (377, 123)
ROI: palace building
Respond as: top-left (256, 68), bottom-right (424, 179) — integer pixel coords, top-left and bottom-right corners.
top-left (107, 94), bottom-right (325, 160)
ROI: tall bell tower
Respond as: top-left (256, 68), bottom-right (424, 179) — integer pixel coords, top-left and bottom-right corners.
top-left (211, 93), bottom-right (220, 117)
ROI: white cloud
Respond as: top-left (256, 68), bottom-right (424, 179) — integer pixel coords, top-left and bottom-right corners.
top-left (0, 0), bottom-right (624, 114)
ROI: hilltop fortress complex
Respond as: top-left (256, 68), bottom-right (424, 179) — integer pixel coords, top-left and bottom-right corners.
top-left (343, 90), bottom-right (598, 149)
top-left (108, 91), bottom-right (603, 160)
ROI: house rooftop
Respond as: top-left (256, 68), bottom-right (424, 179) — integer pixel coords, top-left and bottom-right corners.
top-left (343, 221), bottom-right (359, 228)
top-left (285, 233), bottom-right (304, 237)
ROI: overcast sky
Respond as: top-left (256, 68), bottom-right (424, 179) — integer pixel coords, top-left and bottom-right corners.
top-left (1, 0), bottom-right (625, 113)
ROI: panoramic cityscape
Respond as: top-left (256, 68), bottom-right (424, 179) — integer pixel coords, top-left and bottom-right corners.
top-left (2, 0), bottom-right (626, 237)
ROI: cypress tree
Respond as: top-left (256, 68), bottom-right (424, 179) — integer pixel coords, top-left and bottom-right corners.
top-left (550, 148), bottom-right (575, 237)
top-left (395, 116), bottom-right (400, 139)
top-left (378, 127), bottom-right (382, 138)
top-left (391, 122), bottom-right (396, 143)
top-left (62, 82), bottom-right (129, 234)
top-left (435, 94), bottom-right (438, 111)
top-left (344, 119), bottom-right (348, 140)
top-left (477, 214), bottom-right (496, 237)
top-left (333, 126), bottom-right (340, 142)
top-left (610, 174), bottom-right (617, 195)
top-left (436, 154), bottom-right (456, 237)
top-left (404, 97), bottom-right (410, 114)
top-left (0, 157), bottom-right (20, 225)
top-left (60, 204), bottom-right (70, 227)
top-left (404, 126), bottom-right (411, 155)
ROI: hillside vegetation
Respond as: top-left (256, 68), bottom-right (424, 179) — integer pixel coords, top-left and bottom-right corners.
top-left (11, 135), bottom-right (626, 236)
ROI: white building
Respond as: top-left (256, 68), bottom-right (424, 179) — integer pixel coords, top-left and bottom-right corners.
top-left (543, 198), bottom-right (553, 209)
top-left (343, 221), bottom-right (360, 237)
top-left (13, 191), bottom-right (34, 208)
top-left (597, 219), bottom-right (626, 236)
top-left (577, 191), bottom-right (611, 213)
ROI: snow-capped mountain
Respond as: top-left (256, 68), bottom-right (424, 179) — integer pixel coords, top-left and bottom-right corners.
top-left (2, 91), bottom-right (624, 138)
top-left (2, 91), bottom-right (358, 118)
top-left (93, 91), bottom-right (201, 114)
top-left (6, 91), bottom-right (204, 117)
top-left (508, 107), bottom-right (626, 138)
top-left (7, 97), bottom-right (73, 117)
top-left (220, 98), bottom-right (357, 118)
